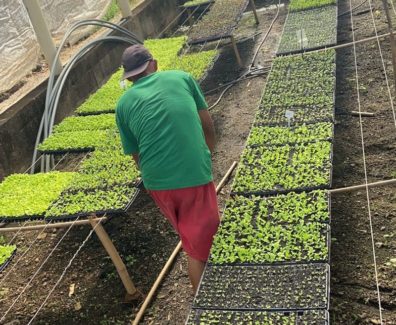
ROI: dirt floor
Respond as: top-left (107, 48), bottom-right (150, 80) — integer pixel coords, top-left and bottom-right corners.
top-left (0, 1), bottom-right (287, 324)
top-left (1, 0), bottom-right (396, 323)
top-left (330, 0), bottom-right (396, 323)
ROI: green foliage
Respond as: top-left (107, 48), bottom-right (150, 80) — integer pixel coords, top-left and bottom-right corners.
top-left (183, 0), bottom-right (212, 7)
top-left (278, 6), bottom-right (337, 54)
top-left (247, 122), bottom-right (333, 146)
top-left (102, 0), bottom-right (119, 22)
top-left (38, 130), bottom-right (111, 153)
top-left (289, 0), bottom-right (336, 11)
top-left (53, 114), bottom-right (116, 133)
top-left (232, 142), bottom-right (332, 193)
top-left (223, 191), bottom-right (330, 224)
top-left (0, 172), bottom-right (75, 219)
top-left (45, 185), bottom-right (137, 219)
top-left (76, 37), bottom-right (217, 115)
top-left (188, 0), bottom-right (248, 42)
top-left (0, 245), bottom-right (16, 266)
top-left (67, 145), bottom-right (140, 191)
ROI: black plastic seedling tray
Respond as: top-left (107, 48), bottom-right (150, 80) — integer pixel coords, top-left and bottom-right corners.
top-left (44, 188), bottom-right (140, 223)
top-left (276, 5), bottom-right (338, 56)
top-left (38, 147), bottom-right (96, 155)
top-left (76, 108), bottom-right (116, 116)
top-left (187, 0), bottom-right (250, 45)
top-left (0, 247), bottom-right (17, 273)
top-left (0, 214), bottom-right (44, 224)
top-left (186, 309), bottom-right (329, 324)
top-left (193, 263), bottom-right (330, 311)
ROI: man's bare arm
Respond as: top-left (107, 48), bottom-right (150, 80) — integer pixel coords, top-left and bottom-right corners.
top-left (132, 153), bottom-right (140, 168)
top-left (198, 109), bottom-right (216, 153)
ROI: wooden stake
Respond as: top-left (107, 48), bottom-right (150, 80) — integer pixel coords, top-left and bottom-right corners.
top-left (330, 178), bottom-right (396, 194)
top-left (381, 0), bottom-right (396, 92)
top-left (351, 111), bottom-right (375, 117)
top-left (249, 0), bottom-right (260, 24)
top-left (0, 217), bottom-right (107, 233)
top-left (131, 161), bottom-right (238, 325)
top-left (230, 35), bottom-right (243, 67)
top-left (89, 217), bottom-right (140, 301)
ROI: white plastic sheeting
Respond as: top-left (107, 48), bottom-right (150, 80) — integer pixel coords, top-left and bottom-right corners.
top-left (0, 0), bottom-right (112, 94)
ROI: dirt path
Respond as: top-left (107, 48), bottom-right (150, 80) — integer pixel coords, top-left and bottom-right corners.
top-left (330, 0), bottom-right (396, 323)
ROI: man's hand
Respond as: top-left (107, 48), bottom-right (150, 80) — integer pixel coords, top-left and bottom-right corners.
top-left (132, 153), bottom-right (140, 169)
top-left (198, 109), bottom-right (216, 153)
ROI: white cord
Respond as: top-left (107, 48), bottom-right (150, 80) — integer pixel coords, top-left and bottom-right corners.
top-left (349, 0), bottom-right (384, 323)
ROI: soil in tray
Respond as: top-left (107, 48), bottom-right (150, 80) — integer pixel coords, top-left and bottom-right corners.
top-left (231, 141), bottom-right (332, 194)
top-left (187, 309), bottom-right (329, 324)
top-left (193, 263), bottom-right (329, 310)
top-left (209, 215), bottom-right (329, 264)
top-left (277, 5), bottom-right (337, 55)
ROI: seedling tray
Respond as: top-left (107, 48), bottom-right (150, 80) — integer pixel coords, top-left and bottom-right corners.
top-left (38, 147), bottom-right (95, 155)
top-left (193, 263), bottom-right (330, 310)
top-left (187, 0), bottom-right (249, 45)
top-left (276, 5), bottom-right (338, 56)
top-left (221, 191), bottom-right (331, 225)
top-left (77, 107), bottom-right (116, 116)
top-left (246, 122), bottom-right (334, 147)
top-left (209, 220), bottom-right (330, 265)
top-left (182, 0), bottom-right (214, 8)
top-left (186, 309), bottom-right (329, 324)
top-left (45, 187), bottom-right (139, 223)
top-left (231, 142), bottom-right (333, 196)
top-left (0, 214), bottom-right (44, 224)
top-left (0, 247), bottom-right (17, 273)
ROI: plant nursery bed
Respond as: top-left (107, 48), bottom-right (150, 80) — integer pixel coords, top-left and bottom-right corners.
top-left (222, 190), bottom-right (330, 225)
top-left (193, 263), bottom-right (329, 310)
top-left (262, 50), bottom-right (336, 109)
top-left (246, 122), bottom-right (334, 147)
top-left (289, 0), bottom-right (336, 12)
top-left (187, 0), bottom-right (250, 44)
top-left (44, 185), bottom-right (139, 222)
top-left (52, 114), bottom-right (116, 133)
top-left (0, 245), bottom-right (17, 273)
top-left (0, 172), bottom-right (75, 223)
top-left (231, 142), bottom-right (333, 195)
top-left (277, 5), bottom-right (337, 56)
top-left (187, 309), bottom-right (329, 324)
top-left (209, 218), bottom-right (330, 264)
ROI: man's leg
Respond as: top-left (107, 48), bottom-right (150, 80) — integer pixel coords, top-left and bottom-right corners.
top-left (187, 255), bottom-right (206, 293)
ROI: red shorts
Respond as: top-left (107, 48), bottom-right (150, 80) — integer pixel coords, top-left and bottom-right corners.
top-left (148, 181), bottom-right (220, 262)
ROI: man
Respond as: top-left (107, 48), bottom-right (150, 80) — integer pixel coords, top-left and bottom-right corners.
top-left (115, 44), bottom-right (220, 292)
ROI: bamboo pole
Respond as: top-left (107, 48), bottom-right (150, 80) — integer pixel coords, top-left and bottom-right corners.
top-left (89, 217), bottom-right (140, 301)
top-left (330, 178), bottom-right (396, 194)
top-left (351, 111), bottom-right (375, 116)
top-left (249, 0), bottom-right (260, 25)
top-left (117, 0), bottom-right (132, 18)
top-left (230, 35), bottom-right (243, 67)
top-left (0, 218), bottom-right (107, 233)
top-left (131, 161), bottom-right (238, 325)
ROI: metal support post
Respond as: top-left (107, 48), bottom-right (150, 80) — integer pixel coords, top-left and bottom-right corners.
top-left (117, 0), bottom-right (132, 18)
top-left (22, 0), bottom-right (62, 75)
top-left (249, 0), bottom-right (260, 24)
top-left (187, 8), bottom-right (194, 26)
top-left (230, 35), bottom-right (243, 67)
top-left (89, 217), bottom-right (141, 301)
top-left (381, 0), bottom-right (396, 91)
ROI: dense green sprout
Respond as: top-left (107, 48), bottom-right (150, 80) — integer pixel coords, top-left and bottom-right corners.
top-left (232, 142), bottom-right (332, 194)
top-left (182, 0), bottom-right (212, 7)
top-left (0, 245), bottom-right (16, 267)
top-left (0, 172), bottom-right (75, 219)
top-left (277, 6), bottom-right (337, 54)
top-left (76, 37), bottom-right (217, 115)
top-left (38, 130), bottom-right (111, 153)
top-left (247, 122), bottom-right (333, 146)
top-left (45, 185), bottom-right (138, 219)
top-left (53, 114), bottom-right (116, 133)
top-left (289, 0), bottom-right (336, 11)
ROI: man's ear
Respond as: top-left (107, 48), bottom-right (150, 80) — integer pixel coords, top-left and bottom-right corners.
top-left (152, 59), bottom-right (158, 72)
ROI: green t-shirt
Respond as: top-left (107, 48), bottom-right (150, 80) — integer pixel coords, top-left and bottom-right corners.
top-left (116, 70), bottom-right (212, 190)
